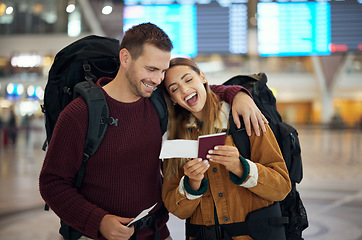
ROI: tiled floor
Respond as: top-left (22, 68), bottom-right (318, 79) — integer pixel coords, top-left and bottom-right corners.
top-left (0, 124), bottom-right (362, 240)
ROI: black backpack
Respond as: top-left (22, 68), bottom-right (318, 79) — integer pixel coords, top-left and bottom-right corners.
top-left (42, 35), bottom-right (120, 154)
top-left (224, 73), bottom-right (309, 240)
top-left (41, 35), bottom-right (168, 240)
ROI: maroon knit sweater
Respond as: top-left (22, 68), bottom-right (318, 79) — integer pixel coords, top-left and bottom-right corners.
top-left (39, 77), bottom-right (243, 239)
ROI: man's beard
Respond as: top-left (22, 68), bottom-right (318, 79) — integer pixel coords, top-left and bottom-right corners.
top-left (125, 64), bottom-right (153, 99)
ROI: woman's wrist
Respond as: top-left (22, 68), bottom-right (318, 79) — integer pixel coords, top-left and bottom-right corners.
top-left (187, 178), bottom-right (202, 191)
top-left (181, 176), bottom-right (208, 199)
top-left (229, 156), bottom-right (250, 185)
top-left (230, 160), bottom-right (243, 178)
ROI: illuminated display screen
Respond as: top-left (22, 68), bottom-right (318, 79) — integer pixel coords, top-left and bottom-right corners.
top-left (123, 5), bottom-right (197, 57)
top-left (257, 2), bottom-right (331, 57)
top-left (257, 0), bottom-right (362, 56)
top-left (197, 2), bottom-right (247, 54)
top-left (329, 1), bottom-right (362, 53)
top-left (123, 0), bottom-right (248, 57)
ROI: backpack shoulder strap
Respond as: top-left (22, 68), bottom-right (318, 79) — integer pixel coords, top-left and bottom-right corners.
top-left (228, 110), bottom-right (250, 159)
top-left (150, 87), bottom-right (168, 135)
top-left (73, 79), bottom-right (109, 188)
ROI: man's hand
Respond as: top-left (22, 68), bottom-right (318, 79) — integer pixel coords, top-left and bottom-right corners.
top-left (232, 91), bottom-right (268, 136)
top-left (99, 214), bottom-right (134, 240)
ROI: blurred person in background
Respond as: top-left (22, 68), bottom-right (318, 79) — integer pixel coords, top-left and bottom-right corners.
top-left (6, 106), bottom-right (18, 146)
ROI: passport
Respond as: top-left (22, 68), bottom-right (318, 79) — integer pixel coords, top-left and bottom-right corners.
top-left (198, 132), bottom-right (226, 160)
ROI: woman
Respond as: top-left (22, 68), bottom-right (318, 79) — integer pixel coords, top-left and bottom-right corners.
top-left (161, 58), bottom-right (291, 240)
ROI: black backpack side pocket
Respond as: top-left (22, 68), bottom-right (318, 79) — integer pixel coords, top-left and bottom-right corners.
top-left (277, 122), bottom-right (303, 183)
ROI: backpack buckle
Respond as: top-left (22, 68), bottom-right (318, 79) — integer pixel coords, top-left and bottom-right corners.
top-left (83, 63), bottom-right (91, 72)
top-left (100, 117), bottom-right (118, 126)
top-left (134, 214), bottom-right (155, 230)
top-left (63, 87), bottom-right (72, 95)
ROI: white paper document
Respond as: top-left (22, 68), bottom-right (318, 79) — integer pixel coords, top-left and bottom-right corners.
top-left (127, 203), bottom-right (157, 227)
top-left (159, 139), bottom-right (198, 159)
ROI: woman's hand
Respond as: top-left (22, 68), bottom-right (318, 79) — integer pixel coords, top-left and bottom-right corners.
top-left (206, 145), bottom-right (243, 178)
top-left (183, 158), bottom-right (210, 191)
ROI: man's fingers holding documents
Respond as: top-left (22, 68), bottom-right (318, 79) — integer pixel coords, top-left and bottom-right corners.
top-left (99, 214), bottom-right (134, 240)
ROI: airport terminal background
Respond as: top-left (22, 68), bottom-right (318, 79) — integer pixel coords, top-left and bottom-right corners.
top-left (0, 0), bottom-right (362, 239)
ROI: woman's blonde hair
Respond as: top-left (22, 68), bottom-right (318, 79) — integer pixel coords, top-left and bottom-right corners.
top-left (162, 58), bottom-right (225, 179)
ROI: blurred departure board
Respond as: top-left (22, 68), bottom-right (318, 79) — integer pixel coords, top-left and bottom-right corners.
top-left (123, 0), bottom-right (248, 57)
top-left (329, 1), bottom-right (362, 53)
top-left (257, 0), bottom-right (362, 56)
top-left (123, 5), bottom-right (197, 57)
top-left (197, 2), bottom-right (247, 54)
top-left (257, 2), bottom-right (331, 57)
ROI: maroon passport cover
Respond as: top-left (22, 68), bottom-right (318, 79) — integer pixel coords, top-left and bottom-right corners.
top-left (198, 132), bottom-right (226, 160)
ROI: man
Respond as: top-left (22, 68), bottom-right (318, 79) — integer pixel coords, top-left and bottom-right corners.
top-left (39, 23), bottom-right (266, 240)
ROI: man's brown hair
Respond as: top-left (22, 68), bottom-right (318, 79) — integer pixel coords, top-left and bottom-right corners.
top-left (120, 22), bottom-right (173, 59)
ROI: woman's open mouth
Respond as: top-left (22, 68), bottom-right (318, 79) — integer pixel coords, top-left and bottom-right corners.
top-left (185, 92), bottom-right (198, 107)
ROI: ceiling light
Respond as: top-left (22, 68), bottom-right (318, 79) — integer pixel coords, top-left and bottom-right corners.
top-left (66, 0), bottom-right (76, 13)
top-left (66, 4), bottom-right (75, 13)
top-left (102, 0), bottom-right (113, 15)
top-left (5, 6), bottom-right (13, 15)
